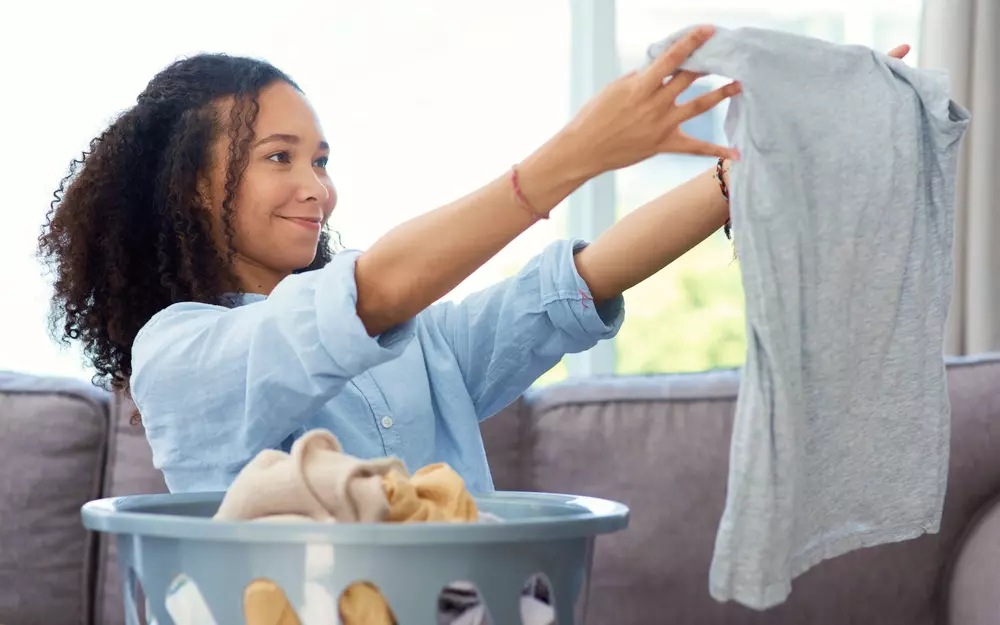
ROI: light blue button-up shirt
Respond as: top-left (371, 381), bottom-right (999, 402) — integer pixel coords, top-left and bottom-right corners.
top-left (131, 239), bottom-right (624, 494)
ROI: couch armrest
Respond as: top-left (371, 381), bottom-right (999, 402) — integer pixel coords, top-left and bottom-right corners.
top-left (948, 495), bottom-right (1000, 625)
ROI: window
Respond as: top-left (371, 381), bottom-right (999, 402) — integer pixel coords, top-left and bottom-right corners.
top-left (0, 1), bottom-right (568, 380)
top-left (610, 0), bottom-right (924, 375)
top-left (0, 1), bottom-right (924, 382)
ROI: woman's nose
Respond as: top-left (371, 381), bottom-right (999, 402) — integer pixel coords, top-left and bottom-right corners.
top-left (296, 168), bottom-right (330, 203)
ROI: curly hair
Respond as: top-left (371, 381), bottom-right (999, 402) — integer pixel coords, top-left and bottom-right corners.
top-left (38, 54), bottom-right (335, 392)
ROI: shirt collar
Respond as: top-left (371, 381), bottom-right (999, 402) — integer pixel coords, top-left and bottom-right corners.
top-left (220, 292), bottom-right (267, 308)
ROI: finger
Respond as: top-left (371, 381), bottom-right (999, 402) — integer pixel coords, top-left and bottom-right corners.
top-left (659, 70), bottom-right (704, 101)
top-left (673, 81), bottom-right (742, 121)
top-left (887, 44), bottom-right (910, 60)
top-left (668, 133), bottom-right (739, 160)
top-left (642, 25), bottom-right (715, 94)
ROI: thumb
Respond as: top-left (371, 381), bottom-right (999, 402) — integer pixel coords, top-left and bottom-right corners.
top-left (667, 133), bottom-right (739, 160)
top-left (887, 44), bottom-right (910, 60)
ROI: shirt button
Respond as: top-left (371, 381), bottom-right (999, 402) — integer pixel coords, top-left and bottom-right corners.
top-left (380, 416), bottom-right (394, 429)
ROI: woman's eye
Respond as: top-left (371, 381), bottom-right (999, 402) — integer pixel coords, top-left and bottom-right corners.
top-left (314, 156), bottom-right (329, 168)
top-left (267, 151), bottom-right (291, 164)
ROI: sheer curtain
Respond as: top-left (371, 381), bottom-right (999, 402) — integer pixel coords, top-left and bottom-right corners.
top-left (919, 0), bottom-right (1000, 355)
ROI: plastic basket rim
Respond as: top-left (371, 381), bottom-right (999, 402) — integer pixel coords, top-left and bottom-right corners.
top-left (81, 490), bottom-right (630, 545)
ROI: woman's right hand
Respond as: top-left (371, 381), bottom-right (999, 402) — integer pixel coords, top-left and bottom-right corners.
top-left (560, 25), bottom-right (741, 177)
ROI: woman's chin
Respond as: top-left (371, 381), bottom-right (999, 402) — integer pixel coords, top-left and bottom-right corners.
top-left (288, 250), bottom-right (323, 274)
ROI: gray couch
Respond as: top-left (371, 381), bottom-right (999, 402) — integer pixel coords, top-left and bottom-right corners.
top-left (2, 355), bottom-right (999, 625)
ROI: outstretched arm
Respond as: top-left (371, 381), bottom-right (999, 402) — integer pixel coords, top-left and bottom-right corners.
top-left (575, 165), bottom-right (729, 303)
top-left (355, 26), bottom-right (740, 336)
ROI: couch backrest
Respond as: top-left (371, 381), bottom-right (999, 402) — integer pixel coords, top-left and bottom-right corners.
top-left (0, 373), bottom-right (111, 625)
top-left (3, 355), bottom-right (999, 625)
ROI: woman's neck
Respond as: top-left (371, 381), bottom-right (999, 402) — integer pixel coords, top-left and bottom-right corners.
top-left (233, 255), bottom-right (288, 295)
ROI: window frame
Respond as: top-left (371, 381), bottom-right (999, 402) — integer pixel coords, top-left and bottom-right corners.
top-left (565, 0), bottom-right (619, 377)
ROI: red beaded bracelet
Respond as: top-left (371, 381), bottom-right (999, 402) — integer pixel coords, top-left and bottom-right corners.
top-left (510, 165), bottom-right (548, 221)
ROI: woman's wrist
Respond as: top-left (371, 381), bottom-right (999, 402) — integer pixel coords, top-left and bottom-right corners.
top-left (514, 131), bottom-right (597, 217)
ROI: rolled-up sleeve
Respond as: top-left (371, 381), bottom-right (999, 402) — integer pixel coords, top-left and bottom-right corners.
top-left (420, 239), bottom-right (625, 421)
top-left (131, 250), bottom-right (415, 492)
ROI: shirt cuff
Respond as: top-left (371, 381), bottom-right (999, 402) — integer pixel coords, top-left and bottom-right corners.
top-left (538, 239), bottom-right (625, 345)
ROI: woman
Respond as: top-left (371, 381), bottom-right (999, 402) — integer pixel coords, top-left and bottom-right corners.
top-left (38, 27), bottom-right (907, 493)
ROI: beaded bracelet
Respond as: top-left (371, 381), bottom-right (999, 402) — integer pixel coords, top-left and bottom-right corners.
top-left (715, 157), bottom-right (732, 240)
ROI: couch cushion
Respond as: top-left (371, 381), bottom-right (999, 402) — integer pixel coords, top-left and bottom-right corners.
top-left (518, 354), bottom-right (1000, 625)
top-left (0, 372), bottom-right (110, 625)
top-left (94, 393), bottom-right (168, 625)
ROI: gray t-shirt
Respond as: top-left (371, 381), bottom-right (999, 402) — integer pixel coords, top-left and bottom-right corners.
top-left (648, 27), bottom-right (970, 609)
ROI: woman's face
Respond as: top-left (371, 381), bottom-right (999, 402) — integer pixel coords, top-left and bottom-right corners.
top-left (206, 81), bottom-right (337, 293)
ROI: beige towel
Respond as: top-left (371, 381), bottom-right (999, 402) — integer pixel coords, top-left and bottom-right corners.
top-left (214, 429), bottom-right (407, 523)
top-left (243, 579), bottom-right (396, 625)
top-left (338, 581), bottom-right (398, 625)
top-left (243, 580), bottom-right (302, 625)
top-left (383, 463), bottom-right (479, 523)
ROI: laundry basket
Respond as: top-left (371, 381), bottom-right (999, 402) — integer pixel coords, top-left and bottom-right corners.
top-left (82, 491), bottom-right (629, 625)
